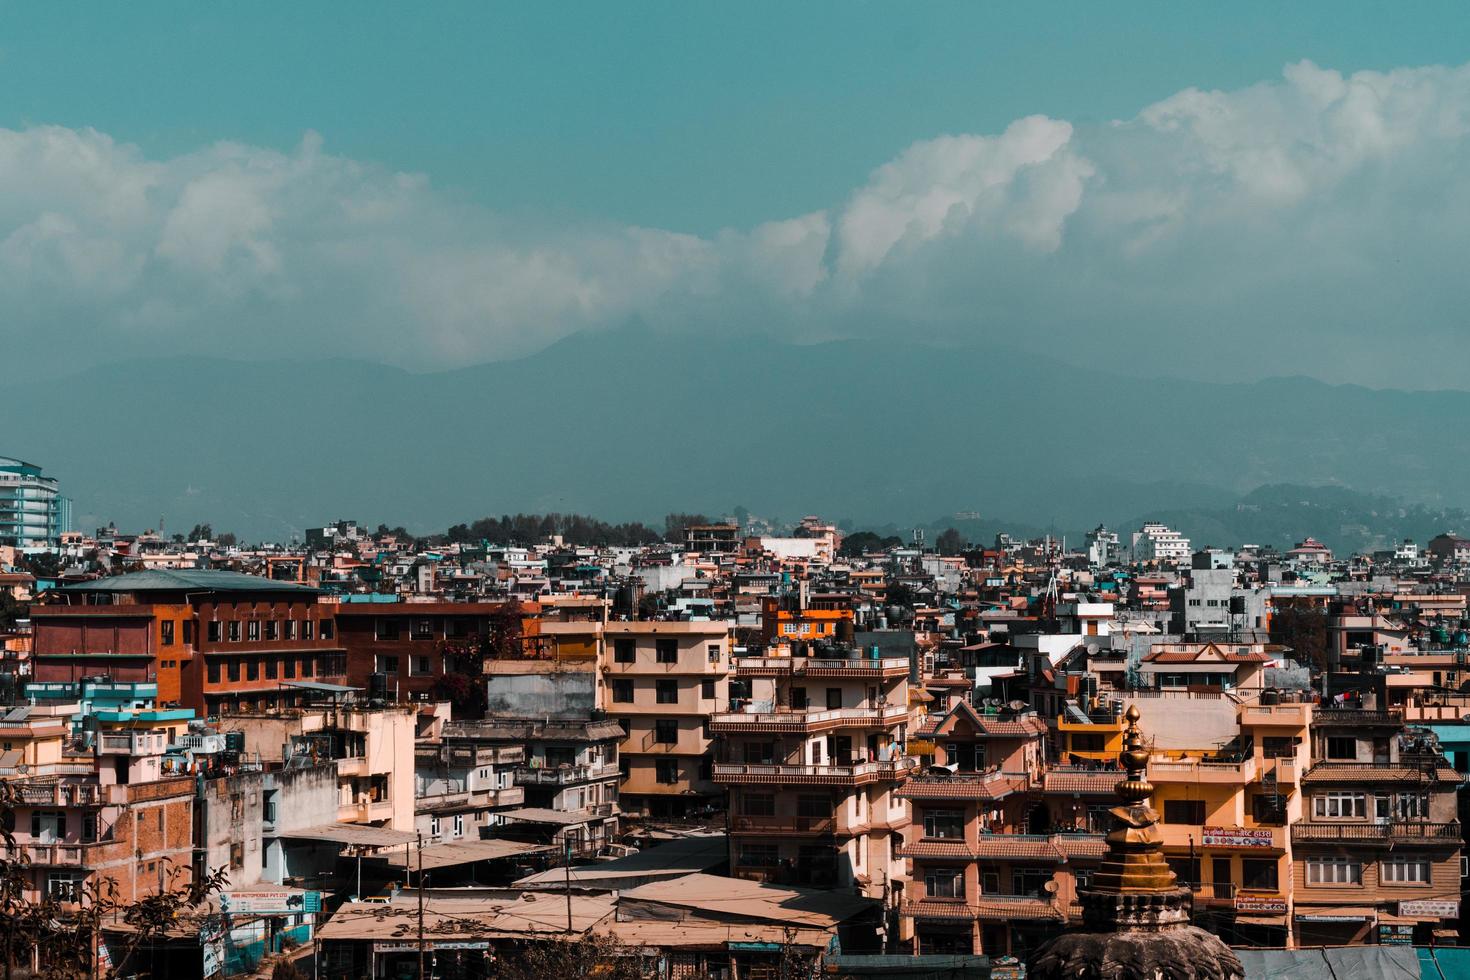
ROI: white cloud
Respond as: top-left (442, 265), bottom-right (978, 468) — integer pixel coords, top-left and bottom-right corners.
top-left (4, 60), bottom-right (1470, 384)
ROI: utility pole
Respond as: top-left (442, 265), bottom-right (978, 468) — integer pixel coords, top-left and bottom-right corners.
top-left (564, 835), bottom-right (574, 933)
top-left (416, 832), bottom-right (426, 979)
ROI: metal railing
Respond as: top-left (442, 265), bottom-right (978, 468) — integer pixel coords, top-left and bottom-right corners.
top-left (713, 759), bottom-right (916, 783)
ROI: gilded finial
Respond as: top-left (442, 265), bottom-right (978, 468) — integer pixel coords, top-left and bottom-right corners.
top-left (1115, 703), bottom-right (1152, 804)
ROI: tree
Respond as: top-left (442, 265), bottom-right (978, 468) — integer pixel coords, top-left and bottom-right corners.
top-left (1269, 597), bottom-right (1328, 672)
top-left (838, 531), bottom-right (902, 558)
top-left (663, 512), bottom-right (709, 543)
top-left (936, 527), bottom-right (967, 556)
top-left (0, 780), bottom-right (228, 979)
top-left (431, 672), bottom-right (488, 718)
top-left (187, 524), bottom-right (213, 542)
top-left (491, 934), bottom-right (646, 980)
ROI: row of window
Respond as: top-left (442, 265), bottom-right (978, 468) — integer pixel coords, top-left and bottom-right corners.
top-left (1306, 856), bottom-right (1432, 884)
top-left (182, 618), bottom-right (332, 644)
top-left (610, 678), bottom-right (718, 703)
top-left (375, 654), bottom-right (437, 676)
top-left (205, 653), bottom-right (346, 684)
top-left (375, 617), bottom-right (483, 641)
top-left (612, 639), bottom-right (723, 664)
top-left (1312, 791), bottom-right (1430, 820)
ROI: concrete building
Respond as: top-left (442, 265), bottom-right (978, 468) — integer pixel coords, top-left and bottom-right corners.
top-left (1131, 523), bottom-right (1191, 566)
top-left (413, 738), bottom-right (526, 842)
top-left (31, 570), bottom-right (346, 715)
top-left (711, 646), bottom-right (915, 901)
top-left (0, 456), bottom-right (71, 552)
top-left (225, 695), bottom-right (418, 831)
top-left (603, 620), bottom-right (731, 818)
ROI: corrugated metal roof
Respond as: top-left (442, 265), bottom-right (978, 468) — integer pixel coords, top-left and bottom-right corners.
top-left (58, 569), bottom-right (319, 595)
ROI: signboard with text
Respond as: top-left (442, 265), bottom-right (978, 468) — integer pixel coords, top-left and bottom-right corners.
top-left (1235, 895), bottom-right (1288, 914)
top-left (1202, 826), bottom-right (1274, 848)
top-left (1398, 899), bottom-right (1459, 918)
top-left (219, 890), bottom-right (321, 915)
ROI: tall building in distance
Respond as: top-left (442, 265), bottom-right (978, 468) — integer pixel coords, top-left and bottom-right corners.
top-left (0, 456), bottom-right (71, 552)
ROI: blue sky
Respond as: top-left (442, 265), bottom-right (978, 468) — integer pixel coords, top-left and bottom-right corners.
top-left (6, 2), bottom-right (1468, 234)
top-left (3, 4), bottom-right (1470, 386)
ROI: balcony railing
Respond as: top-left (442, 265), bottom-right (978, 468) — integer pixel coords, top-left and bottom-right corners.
top-left (1291, 821), bottom-right (1461, 844)
top-left (1312, 707), bottom-right (1402, 725)
top-left (712, 759), bottom-right (917, 786)
top-left (10, 782), bottom-right (103, 807)
top-left (710, 704), bottom-right (909, 731)
top-left (514, 762), bottom-right (621, 786)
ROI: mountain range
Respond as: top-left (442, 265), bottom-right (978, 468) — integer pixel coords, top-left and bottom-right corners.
top-left (10, 323), bottom-right (1470, 547)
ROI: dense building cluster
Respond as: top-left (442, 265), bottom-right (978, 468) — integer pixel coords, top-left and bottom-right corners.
top-left (6, 497), bottom-right (1470, 977)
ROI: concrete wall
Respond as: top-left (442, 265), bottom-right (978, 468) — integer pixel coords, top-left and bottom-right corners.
top-left (486, 669), bottom-right (595, 719)
top-left (262, 762), bottom-right (339, 885)
top-left (201, 770), bottom-right (266, 890)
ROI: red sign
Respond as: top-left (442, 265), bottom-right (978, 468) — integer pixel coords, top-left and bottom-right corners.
top-left (1235, 895), bottom-right (1287, 914)
top-left (1202, 826), bottom-right (1274, 848)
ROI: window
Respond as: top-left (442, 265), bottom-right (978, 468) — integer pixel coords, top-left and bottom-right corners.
top-left (1163, 800), bottom-right (1206, 825)
top-left (1382, 857), bottom-right (1431, 883)
top-left (614, 639), bottom-right (636, 663)
top-left (1313, 792), bottom-right (1366, 819)
top-left (655, 719), bottom-right (678, 745)
top-left (708, 643), bottom-right (722, 663)
top-left (656, 759), bottom-right (679, 784)
top-left (246, 660), bottom-right (259, 681)
top-left (923, 808), bottom-right (965, 839)
top-left (741, 793), bottom-right (776, 816)
top-left (319, 619), bottom-right (334, 640)
top-left (790, 687), bottom-right (808, 709)
top-left (826, 688), bottom-right (842, 710)
top-left (1326, 736), bottom-right (1358, 761)
top-left (1013, 867), bottom-right (1053, 897)
top-left (656, 679), bottom-right (678, 704)
top-left (265, 620), bottom-right (279, 641)
top-left (738, 843), bottom-right (779, 868)
top-left (1306, 858), bottom-right (1362, 885)
top-left (301, 656), bottom-right (313, 677)
top-left (701, 679), bottom-right (716, 700)
top-left (376, 655), bottom-right (400, 675)
top-left (283, 657), bottom-right (296, 679)
top-left (376, 618), bottom-right (400, 640)
top-left (430, 815), bottom-right (441, 838)
top-left (284, 620), bottom-right (297, 640)
top-left (1262, 736), bottom-right (1296, 758)
top-left (412, 655), bottom-right (432, 676)
top-left (46, 875), bottom-right (83, 902)
top-left (247, 621), bottom-right (260, 641)
top-left (81, 814), bottom-right (96, 842)
top-left (265, 659), bottom-right (278, 680)
top-left (925, 869), bottom-right (962, 899)
top-left (452, 814), bottom-right (464, 838)
top-left (227, 660), bottom-right (240, 682)
top-left (160, 621), bottom-right (174, 645)
top-left (412, 618), bottom-right (434, 641)
top-left (797, 794), bottom-right (829, 818)
top-left (301, 620), bottom-right (314, 640)
top-left (1070, 733), bottom-right (1105, 752)
top-left (208, 661), bottom-right (221, 684)
top-left (656, 639), bottom-right (678, 664)
top-left (183, 620), bottom-right (194, 645)
top-left (1397, 793), bottom-right (1430, 819)
top-left (208, 621), bottom-right (222, 643)
top-left (612, 680), bottom-right (634, 703)
top-left (227, 621), bottom-right (241, 642)
top-left (1242, 858), bottom-right (1278, 891)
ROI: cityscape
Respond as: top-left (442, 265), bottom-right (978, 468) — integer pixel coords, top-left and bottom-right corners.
top-left (8, 5), bottom-right (1470, 979)
top-left (5, 456), bottom-right (1470, 977)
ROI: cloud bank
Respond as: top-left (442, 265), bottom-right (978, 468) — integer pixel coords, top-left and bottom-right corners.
top-left (4, 60), bottom-right (1470, 385)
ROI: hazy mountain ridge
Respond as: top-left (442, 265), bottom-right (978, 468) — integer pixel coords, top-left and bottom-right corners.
top-left (9, 326), bottom-right (1470, 541)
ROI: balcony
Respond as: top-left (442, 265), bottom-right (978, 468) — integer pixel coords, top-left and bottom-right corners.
top-left (1148, 756), bottom-right (1258, 784)
top-left (340, 797), bottom-right (396, 823)
top-left (1239, 703), bottom-right (1312, 728)
top-left (1291, 821), bottom-right (1461, 845)
top-left (1260, 757), bottom-right (1299, 785)
top-left (709, 704), bottom-right (909, 734)
top-left (11, 782), bottom-right (103, 807)
top-left (514, 762), bottom-right (621, 786)
top-left (1313, 707), bottom-right (1401, 726)
top-left (733, 655), bottom-right (910, 678)
top-left (443, 744), bottom-right (525, 768)
top-left (712, 759), bottom-right (917, 787)
top-left (97, 731), bottom-right (167, 756)
top-left (418, 786), bottom-right (525, 813)
top-left (730, 815), bottom-right (836, 835)
top-left (336, 756), bottom-right (371, 778)
top-left (16, 842), bottom-right (96, 866)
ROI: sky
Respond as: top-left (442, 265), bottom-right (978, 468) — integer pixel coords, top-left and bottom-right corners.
top-left (3, 3), bottom-right (1470, 386)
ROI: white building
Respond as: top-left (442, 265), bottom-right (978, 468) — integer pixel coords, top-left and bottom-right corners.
top-left (1131, 523), bottom-right (1191, 565)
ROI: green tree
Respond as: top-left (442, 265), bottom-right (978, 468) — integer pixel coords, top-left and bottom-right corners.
top-left (1269, 597), bottom-right (1328, 672)
top-left (936, 527), bottom-right (967, 556)
top-left (663, 512), bottom-right (710, 543)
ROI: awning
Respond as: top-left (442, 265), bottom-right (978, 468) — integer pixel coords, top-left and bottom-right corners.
top-left (279, 680), bottom-right (361, 694)
top-left (272, 823), bottom-right (416, 847)
top-left (381, 838), bottom-right (551, 870)
top-left (1294, 905), bottom-right (1376, 922)
top-left (1234, 914), bottom-right (1288, 927)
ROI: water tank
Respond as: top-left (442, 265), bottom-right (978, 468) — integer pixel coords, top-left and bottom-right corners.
top-left (1361, 645), bottom-right (1381, 666)
top-left (368, 672), bottom-right (390, 702)
top-left (223, 731), bottom-right (246, 754)
top-left (1228, 596), bottom-right (1247, 615)
top-left (1432, 626), bottom-right (1452, 646)
top-left (836, 618), bottom-right (855, 646)
top-left (1455, 631), bottom-right (1468, 648)
top-left (1261, 689), bottom-right (1280, 706)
